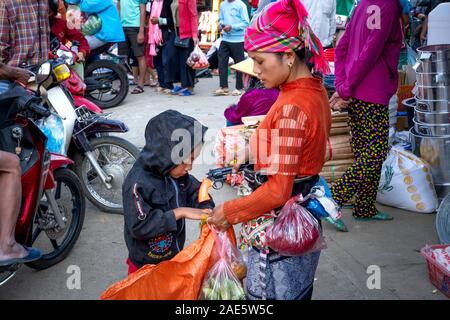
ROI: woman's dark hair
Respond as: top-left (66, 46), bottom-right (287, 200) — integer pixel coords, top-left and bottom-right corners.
top-left (277, 48), bottom-right (312, 72)
top-left (276, 48), bottom-right (306, 61)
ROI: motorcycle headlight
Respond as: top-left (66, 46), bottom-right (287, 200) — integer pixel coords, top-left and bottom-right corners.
top-left (53, 63), bottom-right (71, 82)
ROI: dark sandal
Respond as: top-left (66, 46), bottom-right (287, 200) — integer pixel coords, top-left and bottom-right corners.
top-left (131, 86), bottom-right (144, 94)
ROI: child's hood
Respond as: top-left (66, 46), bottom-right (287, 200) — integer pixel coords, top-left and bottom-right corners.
top-left (139, 110), bottom-right (208, 176)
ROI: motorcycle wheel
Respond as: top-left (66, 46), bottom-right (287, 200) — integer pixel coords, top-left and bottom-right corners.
top-left (85, 60), bottom-right (129, 109)
top-left (74, 135), bottom-right (139, 214)
top-left (26, 168), bottom-right (85, 270)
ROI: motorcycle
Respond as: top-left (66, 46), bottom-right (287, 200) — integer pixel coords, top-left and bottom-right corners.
top-left (44, 44), bottom-right (139, 214)
top-left (83, 42), bottom-right (129, 109)
top-left (0, 67), bottom-right (85, 286)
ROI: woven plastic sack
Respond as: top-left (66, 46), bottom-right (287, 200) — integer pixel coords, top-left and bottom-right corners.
top-left (100, 226), bottom-right (236, 300)
top-left (199, 231), bottom-right (246, 300)
top-left (377, 146), bottom-right (438, 213)
top-left (266, 195), bottom-right (327, 256)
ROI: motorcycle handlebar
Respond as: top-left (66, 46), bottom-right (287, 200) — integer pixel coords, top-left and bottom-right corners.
top-left (27, 102), bottom-right (51, 117)
top-left (16, 94), bottom-right (50, 118)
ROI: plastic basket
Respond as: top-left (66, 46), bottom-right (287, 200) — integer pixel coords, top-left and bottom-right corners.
top-left (420, 244), bottom-right (450, 298)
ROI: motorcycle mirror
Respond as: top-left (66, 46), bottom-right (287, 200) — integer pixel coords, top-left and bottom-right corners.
top-left (36, 62), bottom-right (52, 84)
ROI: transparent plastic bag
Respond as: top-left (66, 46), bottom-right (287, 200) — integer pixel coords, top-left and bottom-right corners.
top-left (266, 195), bottom-right (327, 256)
top-left (81, 14), bottom-right (102, 36)
top-left (199, 231), bottom-right (246, 300)
top-left (187, 45), bottom-right (210, 70)
top-left (36, 114), bottom-right (66, 155)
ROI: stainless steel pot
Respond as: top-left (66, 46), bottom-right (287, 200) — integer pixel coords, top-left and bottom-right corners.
top-left (416, 44), bottom-right (450, 73)
top-left (415, 60), bottom-right (450, 73)
top-left (413, 119), bottom-right (450, 136)
top-left (410, 129), bottom-right (450, 185)
top-left (416, 72), bottom-right (450, 87)
top-left (416, 97), bottom-right (450, 113)
top-left (435, 184), bottom-right (450, 201)
top-left (415, 85), bottom-right (450, 101)
top-left (415, 109), bottom-right (450, 124)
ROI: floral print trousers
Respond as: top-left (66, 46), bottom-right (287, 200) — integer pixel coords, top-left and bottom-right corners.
top-left (331, 99), bottom-right (389, 218)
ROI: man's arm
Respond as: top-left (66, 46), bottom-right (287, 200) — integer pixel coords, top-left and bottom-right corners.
top-left (138, 3), bottom-right (146, 44)
top-left (0, 62), bottom-right (31, 83)
top-left (0, 1), bottom-right (11, 64)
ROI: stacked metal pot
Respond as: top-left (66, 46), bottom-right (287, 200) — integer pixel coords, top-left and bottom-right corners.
top-left (410, 44), bottom-right (450, 200)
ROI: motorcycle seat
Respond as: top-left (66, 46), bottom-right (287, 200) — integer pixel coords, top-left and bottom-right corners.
top-left (88, 43), bottom-right (114, 59)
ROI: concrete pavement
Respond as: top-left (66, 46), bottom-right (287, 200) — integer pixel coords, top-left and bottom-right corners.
top-left (0, 77), bottom-right (446, 300)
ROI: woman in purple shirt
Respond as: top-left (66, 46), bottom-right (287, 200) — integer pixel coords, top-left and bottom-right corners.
top-left (329, 0), bottom-right (403, 229)
top-left (224, 76), bottom-right (279, 126)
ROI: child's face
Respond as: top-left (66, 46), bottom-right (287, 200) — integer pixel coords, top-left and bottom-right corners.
top-left (169, 145), bottom-right (202, 179)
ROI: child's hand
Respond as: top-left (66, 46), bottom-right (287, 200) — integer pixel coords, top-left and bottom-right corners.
top-left (173, 208), bottom-right (207, 220)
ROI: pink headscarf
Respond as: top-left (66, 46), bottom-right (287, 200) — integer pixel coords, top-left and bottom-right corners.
top-left (245, 0), bottom-right (330, 74)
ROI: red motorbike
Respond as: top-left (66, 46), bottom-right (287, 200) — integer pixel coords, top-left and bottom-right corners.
top-left (0, 76), bottom-right (85, 286)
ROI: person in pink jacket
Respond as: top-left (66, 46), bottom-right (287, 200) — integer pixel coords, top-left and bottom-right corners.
top-left (329, 0), bottom-right (403, 229)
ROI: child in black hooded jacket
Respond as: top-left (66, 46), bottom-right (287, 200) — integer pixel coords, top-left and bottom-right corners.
top-left (122, 110), bottom-right (214, 274)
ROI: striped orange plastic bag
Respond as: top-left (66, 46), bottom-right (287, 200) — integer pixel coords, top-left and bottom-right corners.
top-left (100, 226), bottom-right (236, 300)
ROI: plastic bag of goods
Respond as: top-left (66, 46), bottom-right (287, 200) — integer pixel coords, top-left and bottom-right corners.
top-left (187, 46), bottom-right (210, 70)
top-left (214, 125), bottom-right (247, 166)
top-left (199, 231), bottom-right (246, 300)
top-left (377, 146), bottom-right (438, 213)
top-left (36, 114), bottom-right (66, 155)
top-left (81, 14), bottom-right (102, 36)
top-left (265, 195), bottom-right (327, 256)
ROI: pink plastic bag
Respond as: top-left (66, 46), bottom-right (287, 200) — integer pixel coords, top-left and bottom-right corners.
top-left (266, 195), bottom-right (327, 256)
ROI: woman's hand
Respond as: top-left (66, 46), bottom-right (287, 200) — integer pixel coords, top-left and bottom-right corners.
top-left (173, 208), bottom-right (206, 220)
top-left (207, 204), bottom-right (231, 231)
top-left (329, 92), bottom-right (351, 111)
top-left (193, 37), bottom-right (199, 46)
top-left (77, 52), bottom-right (85, 62)
top-left (150, 17), bottom-right (159, 25)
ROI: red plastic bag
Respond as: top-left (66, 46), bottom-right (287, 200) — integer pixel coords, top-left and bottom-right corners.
top-left (266, 195), bottom-right (326, 256)
top-left (187, 45), bottom-right (210, 70)
top-left (199, 231), bottom-right (246, 300)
